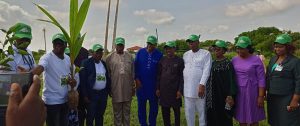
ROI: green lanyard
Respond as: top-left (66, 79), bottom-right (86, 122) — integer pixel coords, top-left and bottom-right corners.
top-left (271, 63), bottom-right (278, 72)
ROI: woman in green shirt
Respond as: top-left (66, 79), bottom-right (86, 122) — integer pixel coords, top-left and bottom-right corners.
top-left (266, 34), bottom-right (300, 126)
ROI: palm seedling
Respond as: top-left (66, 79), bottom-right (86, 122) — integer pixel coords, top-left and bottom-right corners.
top-left (35, 0), bottom-right (91, 109)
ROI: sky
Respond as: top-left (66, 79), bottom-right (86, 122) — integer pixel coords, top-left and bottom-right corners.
top-left (1, 0), bottom-right (300, 52)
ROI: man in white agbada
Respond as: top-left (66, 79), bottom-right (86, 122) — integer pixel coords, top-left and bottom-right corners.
top-left (183, 34), bottom-right (212, 126)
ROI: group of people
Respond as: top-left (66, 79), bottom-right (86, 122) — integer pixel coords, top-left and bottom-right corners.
top-left (4, 22), bottom-right (300, 126)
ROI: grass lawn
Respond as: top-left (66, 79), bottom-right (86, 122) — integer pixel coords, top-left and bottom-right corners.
top-left (39, 78), bottom-right (269, 126)
top-left (102, 96), bottom-right (270, 126)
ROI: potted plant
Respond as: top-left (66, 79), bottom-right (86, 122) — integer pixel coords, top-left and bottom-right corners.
top-left (34, 0), bottom-right (91, 109)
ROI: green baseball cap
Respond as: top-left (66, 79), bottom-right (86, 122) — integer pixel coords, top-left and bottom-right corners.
top-left (235, 36), bottom-right (251, 48)
top-left (64, 47), bottom-right (70, 54)
top-left (12, 23), bottom-right (32, 39)
top-left (147, 35), bottom-right (158, 45)
top-left (52, 33), bottom-right (67, 44)
top-left (164, 41), bottom-right (176, 48)
top-left (186, 34), bottom-right (200, 42)
top-left (213, 40), bottom-right (227, 49)
top-left (92, 44), bottom-right (104, 52)
top-left (115, 37), bottom-right (125, 45)
top-left (275, 34), bottom-right (292, 44)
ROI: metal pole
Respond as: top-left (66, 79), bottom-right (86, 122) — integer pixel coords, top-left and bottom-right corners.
top-left (104, 0), bottom-right (111, 55)
top-left (112, 0), bottom-right (120, 51)
top-left (156, 28), bottom-right (158, 42)
top-left (43, 28), bottom-right (46, 52)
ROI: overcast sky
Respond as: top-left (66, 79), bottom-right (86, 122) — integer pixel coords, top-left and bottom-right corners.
top-left (1, 0), bottom-right (300, 52)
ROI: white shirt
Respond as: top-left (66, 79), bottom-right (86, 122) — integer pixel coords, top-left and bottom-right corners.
top-left (93, 62), bottom-right (106, 90)
top-left (39, 52), bottom-right (72, 105)
top-left (7, 45), bottom-right (36, 71)
top-left (183, 49), bottom-right (212, 98)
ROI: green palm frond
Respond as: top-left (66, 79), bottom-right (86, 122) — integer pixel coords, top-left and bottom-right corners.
top-left (35, 0), bottom-right (91, 76)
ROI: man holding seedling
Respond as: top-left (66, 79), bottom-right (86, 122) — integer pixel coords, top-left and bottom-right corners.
top-left (31, 33), bottom-right (77, 126)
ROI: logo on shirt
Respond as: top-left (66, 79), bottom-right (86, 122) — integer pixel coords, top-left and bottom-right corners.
top-left (96, 74), bottom-right (106, 81)
top-left (60, 75), bottom-right (69, 86)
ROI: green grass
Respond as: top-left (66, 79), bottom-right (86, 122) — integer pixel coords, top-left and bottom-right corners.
top-left (103, 96), bottom-right (186, 126)
top-left (102, 96), bottom-right (270, 126)
top-left (38, 73), bottom-right (270, 126)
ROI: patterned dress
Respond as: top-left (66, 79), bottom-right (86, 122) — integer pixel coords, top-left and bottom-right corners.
top-left (206, 58), bottom-right (237, 126)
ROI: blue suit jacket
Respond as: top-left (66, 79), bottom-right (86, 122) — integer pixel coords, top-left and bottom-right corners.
top-left (79, 58), bottom-right (111, 99)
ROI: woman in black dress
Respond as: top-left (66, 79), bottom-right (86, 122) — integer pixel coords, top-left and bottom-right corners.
top-left (206, 40), bottom-right (237, 126)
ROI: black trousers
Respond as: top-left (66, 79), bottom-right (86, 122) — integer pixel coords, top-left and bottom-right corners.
top-left (78, 96), bottom-right (86, 126)
top-left (46, 103), bottom-right (69, 126)
top-left (86, 89), bottom-right (108, 126)
top-left (161, 106), bottom-right (180, 126)
top-left (0, 106), bottom-right (6, 126)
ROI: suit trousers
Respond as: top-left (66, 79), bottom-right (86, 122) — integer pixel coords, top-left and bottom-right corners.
top-left (161, 106), bottom-right (180, 126)
top-left (86, 89), bottom-right (108, 126)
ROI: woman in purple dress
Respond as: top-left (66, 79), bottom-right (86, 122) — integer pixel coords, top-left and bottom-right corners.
top-left (232, 36), bottom-right (266, 126)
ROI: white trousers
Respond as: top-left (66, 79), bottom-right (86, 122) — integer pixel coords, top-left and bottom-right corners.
top-left (184, 97), bottom-right (206, 126)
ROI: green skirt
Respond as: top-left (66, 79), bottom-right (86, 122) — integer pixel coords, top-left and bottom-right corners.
top-left (267, 94), bottom-right (300, 126)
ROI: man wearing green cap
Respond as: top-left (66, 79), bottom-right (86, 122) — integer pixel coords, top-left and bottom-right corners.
top-left (105, 37), bottom-right (135, 126)
top-left (79, 44), bottom-right (111, 126)
top-left (266, 34), bottom-right (300, 126)
top-left (135, 35), bottom-right (163, 126)
top-left (31, 33), bottom-right (78, 126)
top-left (156, 41), bottom-right (184, 126)
top-left (183, 34), bottom-right (212, 126)
top-left (7, 22), bottom-right (36, 72)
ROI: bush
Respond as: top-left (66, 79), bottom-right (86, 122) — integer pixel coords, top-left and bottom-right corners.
top-left (224, 52), bottom-right (237, 60)
top-left (295, 49), bottom-right (300, 58)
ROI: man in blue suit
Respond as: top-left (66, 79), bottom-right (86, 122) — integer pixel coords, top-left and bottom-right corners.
top-left (135, 35), bottom-right (163, 126)
top-left (79, 44), bottom-right (111, 126)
